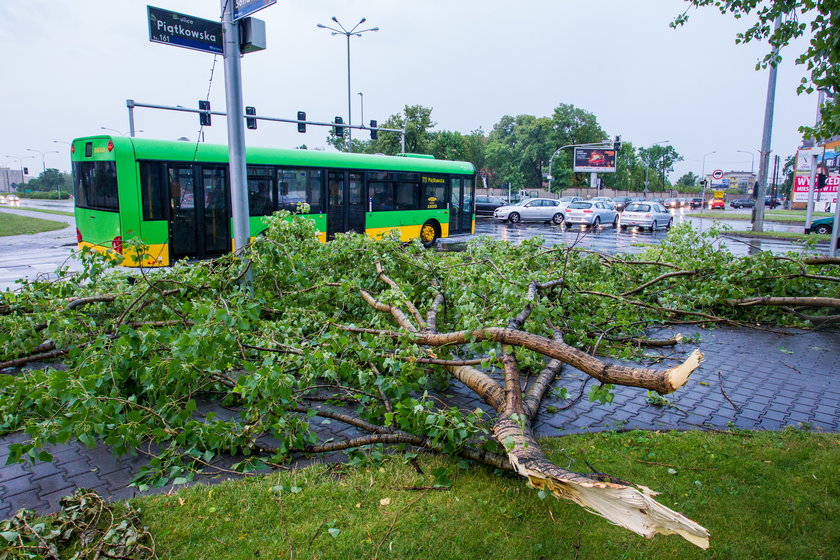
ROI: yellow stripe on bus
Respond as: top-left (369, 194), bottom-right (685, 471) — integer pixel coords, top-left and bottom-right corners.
top-left (77, 241), bottom-right (169, 267)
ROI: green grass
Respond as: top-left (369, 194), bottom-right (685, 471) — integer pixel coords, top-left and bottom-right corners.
top-left (9, 206), bottom-right (75, 217)
top-left (694, 211), bottom-right (825, 223)
top-left (767, 210), bottom-right (831, 218)
top-left (0, 212), bottom-right (68, 236)
top-left (132, 430), bottom-right (838, 560)
top-left (730, 230), bottom-right (831, 242)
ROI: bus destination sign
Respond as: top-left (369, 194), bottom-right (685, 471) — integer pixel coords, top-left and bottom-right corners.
top-left (233, 0), bottom-right (277, 21)
top-left (148, 6), bottom-right (223, 54)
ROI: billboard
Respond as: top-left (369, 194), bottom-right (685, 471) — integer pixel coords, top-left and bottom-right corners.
top-left (573, 148), bottom-right (616, 173)
top-left (793, 141), bottom-right (839, 205)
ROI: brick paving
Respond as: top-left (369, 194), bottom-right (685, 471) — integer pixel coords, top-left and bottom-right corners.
top-left (1, 325), bottom-right (838, 519)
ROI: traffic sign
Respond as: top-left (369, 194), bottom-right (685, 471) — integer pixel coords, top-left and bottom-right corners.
top-left (148, 6), bottom-right (223, 54)
top-left (712, 169), bottom-right (724, 180)
top-left (233, 0), bottom-right (276, 21)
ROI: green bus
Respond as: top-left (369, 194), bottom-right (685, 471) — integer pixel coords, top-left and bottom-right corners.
top-left (71, 136), bottom-right (475, 266)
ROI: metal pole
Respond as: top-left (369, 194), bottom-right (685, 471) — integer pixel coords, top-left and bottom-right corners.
top-left (221, 0), bottom-right (252, 282)
top-left (358, 92), bottom-right (364, 129)
top-left (346, 34), bottom-right (353, 153)
top-left (752, 16), bottom-right (781, 232)
top-left (127, 99), bottom-right (136, 137)
top-left (805, 89), bottom-right (826, 232)
top-left (830, 192), bottom-right (840, 257)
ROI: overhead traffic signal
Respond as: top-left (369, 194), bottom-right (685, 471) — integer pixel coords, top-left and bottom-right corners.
top-left (613, 135), bottom-right (621, 151)
top-left (297, 111), bottom-right (306, 133)
top-left (199, 100), bottom-right (211, 126)
top-left (245, 106), bottom-right (257, 130)
top-left (369, 120), bottom-right (378, 139)
top-left (334, 116), bottom-right (344, 137)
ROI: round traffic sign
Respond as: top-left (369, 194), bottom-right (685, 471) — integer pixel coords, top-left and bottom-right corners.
top-left (712, 169), bottom-right (724, 180)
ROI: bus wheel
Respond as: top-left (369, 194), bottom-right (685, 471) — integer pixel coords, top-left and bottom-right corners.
top-left (420, 221), bottom-right (439, 248)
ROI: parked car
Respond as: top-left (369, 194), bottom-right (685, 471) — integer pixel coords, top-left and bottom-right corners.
top-left (811, 217), bottom-right (833, 235)
top-left (493, 198), bottom-right (566, 224)
top-left (689, 198), bottom-right (705, 209)
top-left (730, 198), bottom-right (755, 209)
top-left (610, 197), bottom-right (633, 212)
top-left (564, 201), bottom-right (619, 228)
top-left (709, 198), bottom-right (725, 210)
top-left (474, 195), bottom-right (508, 216)
top-left (765, 196), bottom-right (781, 208)
top-left (620, 202), bottom-right (673, 231)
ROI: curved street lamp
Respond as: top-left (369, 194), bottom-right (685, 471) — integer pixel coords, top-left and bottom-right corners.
top-left (26, 148), bottom-right (60, 174)
top-left (317, 17), bottom-right (379, 153)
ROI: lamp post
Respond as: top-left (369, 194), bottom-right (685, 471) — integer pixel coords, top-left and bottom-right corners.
top-left (701, 150), bottom-right (717, 202)
top-left (317, 17), bottom-right (379, 153)
top-left (736, 149), bottom-right (755, 193)
top-left (357, 92), bottom-right (364, 129)
top-left (26, 148), bottom-right (60, 174)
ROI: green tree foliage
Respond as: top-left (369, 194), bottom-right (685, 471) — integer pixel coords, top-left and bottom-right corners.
top-left (638, 145), bottom-right (684, 191)
top-left (22, 168), bottom-right (72, 193)
top-left (673, 0), bottom-right (839, 139)
top-left (677, 171), bottom-right (699, 186)
top-left (602, 142), bottom-right (645, 192)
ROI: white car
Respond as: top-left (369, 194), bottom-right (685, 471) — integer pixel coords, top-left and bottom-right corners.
top-left (493, 198), bottom-right (567, 224)
top-left (620, 202), bottom-right (673, 231)
top-left (564, 201), bottom-right (619, 228)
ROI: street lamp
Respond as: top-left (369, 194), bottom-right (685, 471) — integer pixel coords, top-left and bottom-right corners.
top-left (26, 148), bottom-right (60, 174)
top-left (701, 151), bottom-right (717, 203)
top-left (317, 17), bottom-right (379, 153)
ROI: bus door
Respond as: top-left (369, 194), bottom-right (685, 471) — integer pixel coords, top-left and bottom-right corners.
top-left (169, 164), bottom-right (231, 260)
top-left (327, 170), bottom-right (365, 238)
top-left (448, 176), bottom-right (475, 235)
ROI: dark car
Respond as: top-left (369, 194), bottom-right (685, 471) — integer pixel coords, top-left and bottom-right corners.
top-left (689, 197), bottom-right (705, 209)
top-left (610, 197), bottom-right (632, 212)
top-left (474, 195), bottom-right (508, 215)
top-left (811, 217), bottom-right (833, 235)
top-left (765, 196), bottom-right (781, 208)
top-left (663, 198), bottom-right (682, 209)
top-left (730, 198), bottom-right (755, 209)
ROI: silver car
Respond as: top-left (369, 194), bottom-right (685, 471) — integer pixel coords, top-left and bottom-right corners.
top-left (563, 201), bottom-right (619, 228)
top-left (620, 202), bottom-right (673, 231)
top-left (493, 198), bottom-right (566, 224)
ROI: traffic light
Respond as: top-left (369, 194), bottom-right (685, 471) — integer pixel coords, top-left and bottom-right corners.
top-left (613, 135), bottom-right (621, 151)
top-left (297, 111), bottom-right (306, 133)
top-left (334, 116), bottom-right (344, 137)
top-left (369, 120), bottom-right (378, 139)
top-left (23, 167), bottom-right (28, 175)
top-left (245, 106), bottom-right (257, 130)
top-left (816, 173), bottom-right (827, 190)
top-left (199, 100), bottom-right (211, 126)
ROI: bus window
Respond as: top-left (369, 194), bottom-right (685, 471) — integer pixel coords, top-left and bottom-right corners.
top-left (279, 168), bottom-right (322, 213)
top-left (369, 180), bottom-right (394, 211)
top-left (307, 169), bottom-right (322, 213)
top-left (395, 180), bottom-right (419, 210)
top-left (139, 162), bottom-right (168, 220)
top-left (247, 166), bottom-right (274, 217)
top-left (73, 161), bottom-right (118, 211)
top-left (462, 176), bottom-right (475, 232)
top-left (422, 175), bottom-right (446, 209)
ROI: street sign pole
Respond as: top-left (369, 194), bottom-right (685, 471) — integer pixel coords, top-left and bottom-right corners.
top-left (221, 0), bottom-right (252, 283)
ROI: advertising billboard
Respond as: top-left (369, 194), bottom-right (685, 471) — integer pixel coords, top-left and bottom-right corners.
top-left (573, 148), bottom-right (616, 173)
top-left (792, 141), bottom-right (839, 206)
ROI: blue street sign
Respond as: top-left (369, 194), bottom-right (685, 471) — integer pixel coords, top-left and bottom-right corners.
top-left (148, 6), bottom-right (223, 54)
top-left (233, 0), bottom-right (276, 21)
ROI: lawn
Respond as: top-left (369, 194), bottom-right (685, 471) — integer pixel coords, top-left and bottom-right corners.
top-left (693, 211), bottom-right (827, 223)
top-left (128, 429), bottom-right (838, 560)
top-left (9, 207), bottom-right (75, 217)
top-left (730, 230), bottom-right (832, 242)
top-left (0, 212), bottom-right (68, 236)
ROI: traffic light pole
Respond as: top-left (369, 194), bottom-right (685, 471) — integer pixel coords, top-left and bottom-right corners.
top-left (221, 0), bottom-right (252, 285)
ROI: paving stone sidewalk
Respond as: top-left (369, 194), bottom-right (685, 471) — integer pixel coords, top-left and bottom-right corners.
top-left (1, 325), bottom-right (838, 519)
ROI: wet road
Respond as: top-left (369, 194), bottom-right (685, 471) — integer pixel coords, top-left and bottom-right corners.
top-left (0, 202), bottom-right (831, 292)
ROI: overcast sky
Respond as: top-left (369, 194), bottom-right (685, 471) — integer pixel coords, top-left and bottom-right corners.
top-left (0, 0), bottom-right (818, 182)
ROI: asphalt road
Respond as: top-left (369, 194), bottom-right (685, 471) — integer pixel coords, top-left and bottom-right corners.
top-left (0, 201), bottom-right (831, 292)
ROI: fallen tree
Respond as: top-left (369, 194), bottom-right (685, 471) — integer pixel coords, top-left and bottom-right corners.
top-left (1, 218), bottom-right (838, 550)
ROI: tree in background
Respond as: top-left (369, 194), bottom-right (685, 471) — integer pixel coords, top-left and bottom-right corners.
top-left (673, 0), bottom-right (838, 140)
top-left (548, 104), bottom-right (609, 192)
top-left (24, 169), bottom-right (72, 193)
top-left (677, 171), bottom-right (700, 187)
top-left (638, 145), bottom-right (684, 192)
top-left (602, 142), bottom-right (645, 193)
top-left (485, 114), bottom-right (554, 192)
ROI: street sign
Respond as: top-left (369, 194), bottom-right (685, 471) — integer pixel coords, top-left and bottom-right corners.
top-left (148, 6), bottom-right (223, 54)
top-left (233, 0), bottom-right (276, 21)
top-left (712, 169), bottom-right (724, 180)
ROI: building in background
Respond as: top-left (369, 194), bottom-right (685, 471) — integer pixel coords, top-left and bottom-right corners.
top-left (703, 171), bottom-right (756, 193)
top-left (0, 168), bottom-right (25, 193)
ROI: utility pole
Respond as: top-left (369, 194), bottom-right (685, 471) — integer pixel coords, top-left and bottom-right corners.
top-left (221, 0), bottom-right (252, 284)
top-left (752, 16), bottom-right (781, 232)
